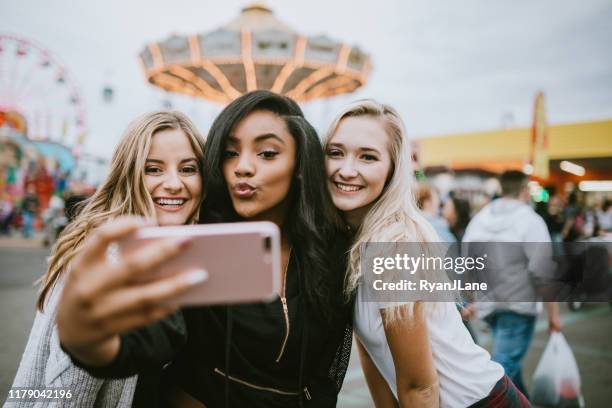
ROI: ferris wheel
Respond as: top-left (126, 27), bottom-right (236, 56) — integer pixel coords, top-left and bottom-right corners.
top-left (0, 33), bottom-right (87, 155)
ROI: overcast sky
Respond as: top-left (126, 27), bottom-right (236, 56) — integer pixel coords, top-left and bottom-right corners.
top-left (2, 0), bottom-right (611, 159)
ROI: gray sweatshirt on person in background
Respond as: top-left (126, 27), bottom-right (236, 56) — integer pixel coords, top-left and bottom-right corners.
top-left (462, 198), bottom-right (553, 318)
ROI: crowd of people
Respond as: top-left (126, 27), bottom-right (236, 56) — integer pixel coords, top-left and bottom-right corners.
top-left (536, 193), bottom-right (612, 243)
top-left (6, 90), bottom-right (607, 407)
top-left (415, 173), bottom-right (610, 405)
top-left (416, 182), bottom-right (612, 248)
top-left (0, 155), bottom-right (94, 243)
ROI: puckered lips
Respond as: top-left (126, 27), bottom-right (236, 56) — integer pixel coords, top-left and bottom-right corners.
top-left (153, 197), bottom-right (189, 212)
top-left (231, 182), bottom-right (257, 199)
top-left (332, 181), bottom-right (364, 195)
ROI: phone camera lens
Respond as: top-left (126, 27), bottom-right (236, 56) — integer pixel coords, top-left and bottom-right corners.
top-left (263, 236), bottom-right (272, 251)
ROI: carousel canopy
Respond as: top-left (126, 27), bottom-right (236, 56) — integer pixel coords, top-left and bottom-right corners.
top-left (139, 3), bottom-right (371, 103)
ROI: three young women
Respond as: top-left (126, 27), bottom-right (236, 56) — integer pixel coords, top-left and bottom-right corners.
top-left (55, 91), bottom-right (353, 408)
top-left (10, 111), bottom-right (206, 407)
top-left (33, 92), bottom-right (524, 407)
top-left (323, 100), bottom-right (530, 407)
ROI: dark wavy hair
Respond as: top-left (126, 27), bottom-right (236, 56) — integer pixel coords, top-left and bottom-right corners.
top-left (199, 90), bottom-right (343, 324)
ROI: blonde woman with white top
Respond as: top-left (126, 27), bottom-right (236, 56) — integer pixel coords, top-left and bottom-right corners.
top-left (323, 100), bottom-right (530, 407)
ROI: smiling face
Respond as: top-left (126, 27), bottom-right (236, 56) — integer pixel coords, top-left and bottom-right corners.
top-left (222, 110), bottom-right (296, 224)
top-left (325, 116), bottom-right (393, 221)
top-left (144, 128), bottom-right (202, 226)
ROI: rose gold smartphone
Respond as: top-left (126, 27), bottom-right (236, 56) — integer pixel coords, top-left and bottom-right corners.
top-left (116, 221), bottom-right (280, 306)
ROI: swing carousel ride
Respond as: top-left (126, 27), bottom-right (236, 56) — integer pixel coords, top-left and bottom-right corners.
top-left (139, 3), bottom-right (372, 104)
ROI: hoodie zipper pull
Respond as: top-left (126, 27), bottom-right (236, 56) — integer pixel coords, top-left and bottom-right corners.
top-left (303, 387), bottom-right (312, 400)
top-left (276, 248), bottom-right (292, 362)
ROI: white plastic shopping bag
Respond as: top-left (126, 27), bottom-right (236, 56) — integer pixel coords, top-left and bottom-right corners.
top-left (531, 332), bottom-right (584, 407)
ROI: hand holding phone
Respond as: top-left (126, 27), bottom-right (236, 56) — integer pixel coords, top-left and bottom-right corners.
top-left (57, 216), bottom-right (205, 367)
top-left (117, 221), bottom-right (281, 306)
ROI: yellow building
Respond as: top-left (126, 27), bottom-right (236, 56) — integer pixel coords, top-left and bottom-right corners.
top-left (416, 118), bottom-right (612, 193)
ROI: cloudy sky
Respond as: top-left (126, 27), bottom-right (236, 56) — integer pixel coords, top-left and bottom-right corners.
top-left (2, 0), bottom-right (611, 159)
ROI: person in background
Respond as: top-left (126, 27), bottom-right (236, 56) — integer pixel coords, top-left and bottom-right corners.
top-left (442, 193), bottom-right (471, 243)
top-left (42, 193), bottom-right (66, 246)
top-left (581, 204), bottom-right (598, 239)
top-left (462, 170), bottom-right (562, 400)
top-left (20, 184), bottom-right (40, 239)
top-left (63, 192), bottom-right (88, 222)
top-left (0, 191), bottom-right (14, 235)
top-left (596, 199), bottom-right (612, 236)
top-left (34, 158), bottom-right (55, 212)
top-left (562, 190), bottom-right (585, 242)
top-left (440, 193), bottom-right (479, 342)
top-left (54, 170), bottom-right (69, 195)
top-left (540, 195), bottom-right (566, 243)
top-left (415, 183), bottom-right (456, 243)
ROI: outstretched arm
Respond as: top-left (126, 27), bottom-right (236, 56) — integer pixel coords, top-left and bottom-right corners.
top-left (57, 217), bottom-right (206, 369)
top-left (67, 310), bottom-right (187, 379)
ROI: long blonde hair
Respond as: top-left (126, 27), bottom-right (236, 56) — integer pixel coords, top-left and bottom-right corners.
top-left (324, 100), bottom-right (445, 322)
top-left (37, 111), bottom-right (205, 311)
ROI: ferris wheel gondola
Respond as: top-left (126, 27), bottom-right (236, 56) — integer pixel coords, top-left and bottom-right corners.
top-left (0, 33), bottom-right (87, 156)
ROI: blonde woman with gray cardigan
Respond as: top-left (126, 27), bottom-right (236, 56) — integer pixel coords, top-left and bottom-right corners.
top-left (6, 111), bottom-right (206, 407)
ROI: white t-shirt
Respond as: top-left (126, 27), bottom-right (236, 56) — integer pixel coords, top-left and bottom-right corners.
top-left (354, 285), bottom-right (504, 407)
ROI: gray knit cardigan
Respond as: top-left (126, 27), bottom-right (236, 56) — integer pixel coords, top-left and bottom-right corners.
top-left (4, 282), bottom-right (137, 407)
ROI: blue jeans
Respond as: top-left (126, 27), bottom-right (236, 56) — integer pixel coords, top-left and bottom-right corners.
top-left (22, 211), bottom-right (35, 238)
top-left (484, 310), bottom-right (536, 400)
